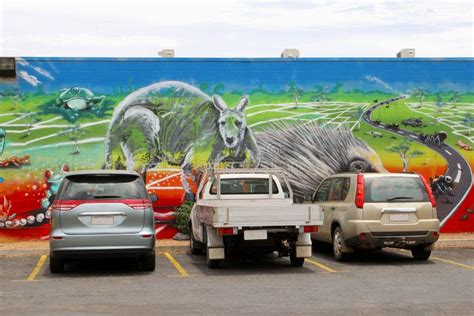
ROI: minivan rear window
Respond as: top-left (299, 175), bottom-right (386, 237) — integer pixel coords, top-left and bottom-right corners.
top-left (364, 176), bottom-right (429, 203)
top-left (58, 174), bottom-right (147, 200)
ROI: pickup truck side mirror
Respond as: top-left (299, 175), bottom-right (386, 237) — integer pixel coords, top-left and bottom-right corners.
top-left (185, 192), bottom-right (196, 202)
top-left (304, 193), bottom-right (313, 202)
top-left (48, 194), bottom-right (56, 204)
top-left (148, 194), bottom-right (158, 203)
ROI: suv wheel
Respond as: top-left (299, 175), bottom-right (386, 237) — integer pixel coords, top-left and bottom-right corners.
top-left (142, 251), bottom-right (156, 271)
top-left (49, 254), bottom-right (64, 273)
top-left (411, 246), bottom-right (431, 260)
top-left (332, 226), bottom-right (350, 262)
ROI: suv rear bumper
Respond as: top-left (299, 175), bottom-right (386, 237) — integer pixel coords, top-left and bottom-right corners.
top-left (345, 230), bottom-right (439, 249)
top-left (50, 229), bottom-right (155, 259)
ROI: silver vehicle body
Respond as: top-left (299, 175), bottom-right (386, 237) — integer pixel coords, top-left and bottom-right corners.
top-left (49, 170), bottom-right (155, 266)
top-left (190, 169), bottom-right (323, 267)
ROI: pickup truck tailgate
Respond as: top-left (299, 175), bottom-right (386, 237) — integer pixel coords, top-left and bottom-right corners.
top-left (197, 204), bottom-right (323, 227)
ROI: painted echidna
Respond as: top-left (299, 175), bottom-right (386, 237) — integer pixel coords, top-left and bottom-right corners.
top-left (255, 121), bottom-right (387, 201)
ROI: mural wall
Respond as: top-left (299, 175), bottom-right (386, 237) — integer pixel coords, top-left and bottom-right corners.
top-left (0, 57), bottom-right (472, 240)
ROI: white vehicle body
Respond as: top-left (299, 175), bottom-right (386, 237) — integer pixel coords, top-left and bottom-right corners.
top-left (190, 169), bottom-right (323, 268)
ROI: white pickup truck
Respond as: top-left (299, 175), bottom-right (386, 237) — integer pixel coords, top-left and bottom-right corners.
top-left (188, 169), bottom-right (323, 268)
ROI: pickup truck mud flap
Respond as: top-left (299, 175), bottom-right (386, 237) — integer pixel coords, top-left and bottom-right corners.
top-left (295, 233), bottom-right (312, 258)
top-left (206, 226), bottom-right (225, 260)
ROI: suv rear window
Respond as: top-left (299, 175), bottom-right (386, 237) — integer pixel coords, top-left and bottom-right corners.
top-left (364, 176), bottom-right (429, 203)
top-left (210, 178), bottom-right (279, 195)
top-left (58, 174), bottom-right (147, 200)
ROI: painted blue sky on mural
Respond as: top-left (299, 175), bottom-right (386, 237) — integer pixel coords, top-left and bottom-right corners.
top-left (9, 58), bottom-right (474, 94)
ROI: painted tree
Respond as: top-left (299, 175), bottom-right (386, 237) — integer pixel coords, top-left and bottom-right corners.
top-left (312, 87), bottom-right (330, 106)
top-left (288, 81), bottom-right (303, 107)
top-left (449, 91), bottom-right (461, 108)
top-left (17, 109), bottom-right (39, 137)
top-left (435, 93), bottom-right (445, 112)
top-left (386, 138), bottom-right (424, 172)
top-left (61, 125), bottom-right (86, 154)
top-left (411, 88), bottom-right (427, 108)
top-left (462, 112), bottom-right (474, 136)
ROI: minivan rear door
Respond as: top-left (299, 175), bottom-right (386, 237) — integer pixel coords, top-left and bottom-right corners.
top-left (55, 174), bottom-right (149, 235)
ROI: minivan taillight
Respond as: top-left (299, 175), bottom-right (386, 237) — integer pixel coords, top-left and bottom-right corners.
top-left (355, 174), bottom-right (365, 209)
top-left (123, 199), bottom-right (152, 210)
top-left (419, 174), bottom-right (436, 208)
top-left (50, 200), bottom-right (77, 211)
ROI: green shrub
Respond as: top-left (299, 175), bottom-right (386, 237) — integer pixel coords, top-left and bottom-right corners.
top-left (175, 201), bottom-right (194, 235)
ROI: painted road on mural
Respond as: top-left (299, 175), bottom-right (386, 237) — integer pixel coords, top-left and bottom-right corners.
top-left (364, 98), bottom-right (473, 225)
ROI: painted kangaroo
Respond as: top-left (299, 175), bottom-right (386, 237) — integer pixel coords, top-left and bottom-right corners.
top-left (104, 81), bottom-right (259, 191)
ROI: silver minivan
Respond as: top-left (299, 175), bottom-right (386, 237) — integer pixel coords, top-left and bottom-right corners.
top-left (49, 170), bottom-right (157, 273)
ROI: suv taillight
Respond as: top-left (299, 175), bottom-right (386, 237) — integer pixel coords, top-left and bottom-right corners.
top-left (418, 174), bottom-right (436, 208)
top-left (355, 174), bottom-right (365, 209)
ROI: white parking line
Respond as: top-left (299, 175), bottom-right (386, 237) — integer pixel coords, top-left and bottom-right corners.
top-left (457, 163), bottom-right (462, 170)
top-left (409, 135), bottom-right (418, 139)
top-left (397, 131), bottom-right (404, 134)
top-left (445, 150), bottom-right (452, 156)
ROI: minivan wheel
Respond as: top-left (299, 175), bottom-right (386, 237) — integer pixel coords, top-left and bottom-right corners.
top-left (49, 255), bottom-right (64, 273)
top-left (411, 246), bottom-right (431, 260)
top-left (332, 227), bottom-right (350, 262)
top-left (142, 252), bottom-right (156, 271)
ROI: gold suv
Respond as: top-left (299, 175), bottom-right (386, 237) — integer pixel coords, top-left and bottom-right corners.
top-left (309, 173), bottom-right (440, 261)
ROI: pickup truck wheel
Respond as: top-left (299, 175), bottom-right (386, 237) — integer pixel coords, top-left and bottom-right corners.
top-left (206, 247), bottom-right (223, 269)
top-left (290, 247), bottom-right (305, 267)
top-left (190, 225), bottom-right (203, 255)
top-left (411, 246), bottom-right (431, 260)
top-left (49, 254), bottom-right (64, 273)
top-left (332, 226), bottom-right (350, 262)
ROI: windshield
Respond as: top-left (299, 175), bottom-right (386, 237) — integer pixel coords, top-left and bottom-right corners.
top-left (364, 176), bottom-right (429, 203)
top-left (58, 174), bottom-right (147, 200)
top-left (210, 178), bottom-right (279, 195)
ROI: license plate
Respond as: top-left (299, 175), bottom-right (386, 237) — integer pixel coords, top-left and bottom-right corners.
top-left (91, 216), bottom-right (114, 225)
top-left (244, 230), bottom-right (267, 240)
top-left (389, 214), bottom-right (409, 222)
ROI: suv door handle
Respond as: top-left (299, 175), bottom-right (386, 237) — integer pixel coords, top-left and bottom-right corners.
top-left (330, 207), bottom-right (335, 211)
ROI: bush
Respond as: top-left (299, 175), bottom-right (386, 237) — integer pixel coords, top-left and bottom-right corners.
top-left (174, 201), bottom-right (194, 235)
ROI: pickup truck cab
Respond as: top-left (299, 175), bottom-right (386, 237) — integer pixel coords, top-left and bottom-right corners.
top-left (189, 169), bottom-right (323, 268)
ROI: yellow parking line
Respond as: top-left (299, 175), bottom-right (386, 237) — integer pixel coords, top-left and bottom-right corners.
top-left (163, 252), bottom-right (189, 277)
top-left (305, 258), bottom-right (338, 273)
top-left (430, 256), bottom-right (474, 270)
top-left (27, 255), bottom-right (47, 281)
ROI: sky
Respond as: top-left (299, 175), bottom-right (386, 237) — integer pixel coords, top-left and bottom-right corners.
top-left (0, 0), bottom-right (472, 58)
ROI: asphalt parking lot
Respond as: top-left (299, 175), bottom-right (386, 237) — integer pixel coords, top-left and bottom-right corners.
top-left (0, 245), bottom-right (473, 315)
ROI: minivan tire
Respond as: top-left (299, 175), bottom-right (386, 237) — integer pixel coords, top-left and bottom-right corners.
top-left (332, 226), bottom-right (350, 262)
top-left (49, 255), bottom-right (64, 273)
top-left (142, 252), bottom-right (156, 271)
top-left (411, 246), bottom-right (431, 260)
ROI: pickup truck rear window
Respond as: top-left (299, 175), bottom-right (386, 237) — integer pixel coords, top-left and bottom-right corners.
top-left (210, 178), bottom-right (279, 195)
top-left (58, 174), bottom-right (148, 200)
top-left (364, 176), bottom-right (429, 203)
